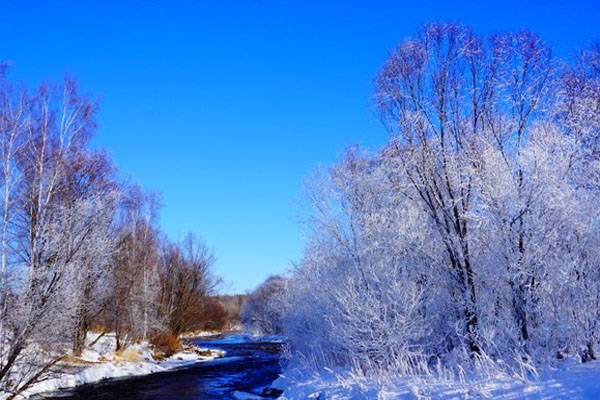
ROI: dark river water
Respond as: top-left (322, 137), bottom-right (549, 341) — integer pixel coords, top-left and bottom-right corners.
top-left (42, 334), bottom-right (284, 400)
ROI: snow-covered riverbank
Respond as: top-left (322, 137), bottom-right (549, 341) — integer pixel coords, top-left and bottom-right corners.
top-left (8, 333), bottom-right (224, 400)
top-left (273, 358), bottom-right (600, 399)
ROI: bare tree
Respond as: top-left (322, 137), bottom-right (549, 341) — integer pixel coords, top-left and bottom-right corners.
top-left (158, 233), bottom-right (219, 336)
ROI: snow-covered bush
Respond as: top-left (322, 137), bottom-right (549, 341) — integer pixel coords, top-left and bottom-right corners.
top-left (282, 151), bottom-right (442, 373)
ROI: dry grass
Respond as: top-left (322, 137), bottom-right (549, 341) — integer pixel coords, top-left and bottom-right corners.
top-left (116, 347), bottom-right (142, 362)
top-left (149, 331), bottom-right (181, 358)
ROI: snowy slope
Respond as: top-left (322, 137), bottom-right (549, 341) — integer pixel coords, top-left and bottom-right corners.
top-left (274, 359), bottom-right (600, 400)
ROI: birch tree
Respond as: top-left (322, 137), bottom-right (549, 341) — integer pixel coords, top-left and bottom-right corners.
top-left (0, 78), bottom-right (122, 396)
top-left (0, 74), bottom-right (28, 370)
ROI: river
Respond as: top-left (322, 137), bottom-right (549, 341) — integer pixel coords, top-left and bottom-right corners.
top-left (42, 334), bottom-right (284, 400)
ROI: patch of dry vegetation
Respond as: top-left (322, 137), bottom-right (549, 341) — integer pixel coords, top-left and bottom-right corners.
top-left (149, 331), bottom-right (181, 359)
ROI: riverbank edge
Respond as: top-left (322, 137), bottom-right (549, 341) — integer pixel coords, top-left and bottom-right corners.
top-left (14, 335), bottom-right (226, 399)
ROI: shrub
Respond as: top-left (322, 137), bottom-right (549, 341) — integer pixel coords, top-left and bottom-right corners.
top-left (149, 331), bottom-right (181, 358)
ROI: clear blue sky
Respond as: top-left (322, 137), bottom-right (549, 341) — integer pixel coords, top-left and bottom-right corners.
top-left (1, 1), bottom-right (599, 293)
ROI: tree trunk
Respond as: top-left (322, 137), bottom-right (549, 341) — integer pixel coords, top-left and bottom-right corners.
top-left (72, 314), bottom-right (88, 356)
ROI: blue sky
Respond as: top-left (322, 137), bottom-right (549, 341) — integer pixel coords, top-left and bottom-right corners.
top-left (1, 1), bottom-right (599, 293)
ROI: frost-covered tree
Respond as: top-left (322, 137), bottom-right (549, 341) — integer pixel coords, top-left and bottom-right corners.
top-left (284, 150), bottom-right (438, 372)
top-left (62, 151), bottom-right (120, 355)
top-left (279, 23), bottom-right (600, 380)
top-left (0, 69), bottom-right (220, 397)
top-left (241, 275), bottom-right (287, 336)
top-left (0, 78), bottom-right (123, 395)
top-left (105, 186), bottom-right (163, 350)
top-left (0, 74), bottom-right (27, 371)
top-left (374, 24), bottom-right (558, 353)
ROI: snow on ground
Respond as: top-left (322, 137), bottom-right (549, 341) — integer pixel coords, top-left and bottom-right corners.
top-left (180, 330), bottom-right (223, 338)
top-left (12, 332), bottom-right (224, 399)
top-left (274, 359), bottom-right (600, 399)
